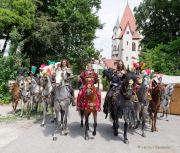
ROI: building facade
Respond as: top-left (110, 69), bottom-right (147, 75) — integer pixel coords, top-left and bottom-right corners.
top-left (111, 3), bottom-right (141, 68)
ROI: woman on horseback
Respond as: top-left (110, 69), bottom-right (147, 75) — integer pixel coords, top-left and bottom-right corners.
top-left (103, 60), bottom-right (127, 115)
top-left (59, 59), bottom-right (75, 106)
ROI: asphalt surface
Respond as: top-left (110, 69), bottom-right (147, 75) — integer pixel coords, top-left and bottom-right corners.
top-left (0, 91), bottom-right (180, 153)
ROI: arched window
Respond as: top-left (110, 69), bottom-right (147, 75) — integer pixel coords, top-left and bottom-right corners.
top-left (114, 45), bottom-right (116, 50)
top-left (132, 42), bottom-right (136, 51)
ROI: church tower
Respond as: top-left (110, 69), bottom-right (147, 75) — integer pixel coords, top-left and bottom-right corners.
top-left (111, 3), bottom-right (141, 68)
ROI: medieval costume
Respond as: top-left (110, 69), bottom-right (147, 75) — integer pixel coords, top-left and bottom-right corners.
top-left (77, 70), bottom-right (101, 111)
top-left (103, 68), bottom-right (126, 114)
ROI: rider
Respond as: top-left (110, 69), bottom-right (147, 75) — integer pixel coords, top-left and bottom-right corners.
top-left (60, 59), bottom-right (75, 106)
top-left (103, 60), bottom-right (127, 115)
top-left (77, 63), bottom-right (101, 111)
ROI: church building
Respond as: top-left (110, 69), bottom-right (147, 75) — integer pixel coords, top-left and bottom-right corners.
top-left (111, 3), bottom-right (142, 68)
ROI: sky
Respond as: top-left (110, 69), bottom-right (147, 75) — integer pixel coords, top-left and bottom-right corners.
top-left (94, 0), bottom-right (142, 58)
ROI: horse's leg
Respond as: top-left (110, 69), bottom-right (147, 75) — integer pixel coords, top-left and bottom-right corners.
top-left (114, 112), bottom-right (119, 136)
top-left (20, 99), bottom-right (24, 117)
top-left (141, 109), bottom-right (146, 137)
top-left (27, 101), bottom-right (31, 120)
top-left (84, 111), bottom-right (90, 140)
top-left (123, 121), bottom-right (129, 144)
top-left (166, 108), bottom-right (169, 121)
top-left (14, 99), bottom-right (19, 112)
top-left (41, 100), bottom-right (46, 127)
top-left (92, 111), bottom-right (97, 136)
top-left (160, 107), bottom-right (165, 118)
top-left (154, 111), bottom-right (158, 131)
top-left (53, 109), bottom-right (59, 141)
top-left (63, 102), bottom-right (69, 135)
top-left (60, 110), bottom-right (65, 130)
top-left (80, 110), bottom-right (84, 127)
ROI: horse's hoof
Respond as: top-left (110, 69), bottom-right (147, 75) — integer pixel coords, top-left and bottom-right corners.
top-left (114, 132), bottom-right (118, 136)
top-left (53, 136), bottom-right (57, 141)
top-left (92, 131), bottom-right (96, 136)
top-left (27, 116), bottom-right (30, 120)
top-left (155, 128), bottom-right (158, 132)
top-left (124, 139), bottom-right (129, 144)
top-left (85, 136), bottom-right (89, 140)
top-left (166, 119), bottom-right (169, 121)
top-left (50, 118), bottom-right (56, 123)
top-left (142, 133), bottom-right (146, 137)
top-left (41, 124), bottom-right (44, 127)
top-left (80, 123), bottom-right (83, 128)
top-left (63, 130), bottom-right (69, 135)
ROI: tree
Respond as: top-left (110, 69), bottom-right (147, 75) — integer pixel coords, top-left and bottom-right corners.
top-left (134, 0), bottom-right (180, 49)
top-left (143, 37), bottom-right (180, 75)
top-left (0, 0), bottom-right (36, 55)
top-left (22, 0), bottom-right (102, 73)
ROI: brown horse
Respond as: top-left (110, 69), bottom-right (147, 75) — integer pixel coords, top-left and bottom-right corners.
top-left (8, 81), bottom-right (20, 112)
top-left (149, 83), bottom-right (164, 132)
top-left (78, 78), bottom-right (100, 140)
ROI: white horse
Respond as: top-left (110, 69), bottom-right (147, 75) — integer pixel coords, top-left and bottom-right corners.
top-left (30, 77), bottom-right (41, 112)
top-left (53, 68), bottom-right (71, 140)
top-left (19, 77), bottom-right (32, 119)
top-left (160, 84), bottom-right (175, 121)
top-left (39, 76), bottom-right (53, 126)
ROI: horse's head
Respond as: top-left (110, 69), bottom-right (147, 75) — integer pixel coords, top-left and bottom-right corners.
top-left (39, 76), bottom-right (49, 89)
top-left (85, 78), bottom-right (95, 96)
top-left (153, 83), bottom-right (165, 101)
top-left (121, 75), bottom-right (134, 99)
top-left (8, 80), bottom-right (18, 93)
top-left (19, 77), bottom-right (32, 98)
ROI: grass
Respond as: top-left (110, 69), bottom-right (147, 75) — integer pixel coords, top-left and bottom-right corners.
top-left (0, 109), bottom-right (45, 123)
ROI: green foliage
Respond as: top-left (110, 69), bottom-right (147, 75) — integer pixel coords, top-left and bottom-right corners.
top-left (143, 37), bottom-right (180, 75)
top-left (0, 0), bottom-right (36, 55)
top-left (134, 0), bottom-right (180, 49)
top-left (101, 77), bottom-right (109, 91)
top-left (22, 0), bottom-right (102, 73)
top-left (71, 75), bottom-right (79, 89)
top-left (0, 54), bottom-right (30, 104)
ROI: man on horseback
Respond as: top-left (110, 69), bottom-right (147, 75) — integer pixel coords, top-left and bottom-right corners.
top-left (103, 60), bottom-right (126, 116)
top-left (77, 63), bottom-right (101, 111)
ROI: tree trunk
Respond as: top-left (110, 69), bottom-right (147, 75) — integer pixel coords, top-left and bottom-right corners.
top-left (1, 33), bottom-right (9, 56)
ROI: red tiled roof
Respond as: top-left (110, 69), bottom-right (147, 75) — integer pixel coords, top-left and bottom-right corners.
top-left (119, 4), bottom-right (140, 39)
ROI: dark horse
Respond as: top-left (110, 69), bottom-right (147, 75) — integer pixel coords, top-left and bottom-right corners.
top-left (133, 75), bottom-right (151, 137)
top-left (110, 74), bottom-right (135, 144)
top-left (148, 82), bottom-right (164, 132)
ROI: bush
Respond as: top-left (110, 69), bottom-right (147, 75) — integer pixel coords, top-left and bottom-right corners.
top-left (71, 75), bottom-right (79, 89)
top-left (101, 77), bottom-right (109, 91)
top-left (0, 54), bottom-right (30, 104)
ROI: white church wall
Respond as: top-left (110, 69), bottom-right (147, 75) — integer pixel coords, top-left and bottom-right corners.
top-left (122, 26), bottom-right (133, 68)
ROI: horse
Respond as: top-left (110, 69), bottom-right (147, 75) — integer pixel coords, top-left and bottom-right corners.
top-left (30, 77), bottom-right (41, 112)
top-left (8, 80), bottom-right (20, 112)
top-left (39, 75), bottom-right (53, 126)
top-left (77, 77), bottom-right (101, 140)
top-left (148, 82), bottom-right (164, 132)
top-left (132, 75), bottom-right (151, 137)
top-left (19, 77), bottom-right (32, 119)
top-left (53, 69), bottom-right (71, 139)
top-left (110, 74), bottom-right (135, 144)
top-left (160, 84), bottom-right (175, 121)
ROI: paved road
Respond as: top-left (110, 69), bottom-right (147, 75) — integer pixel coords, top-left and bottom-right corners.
top-left (0, 91), bottom-right (180, 153)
